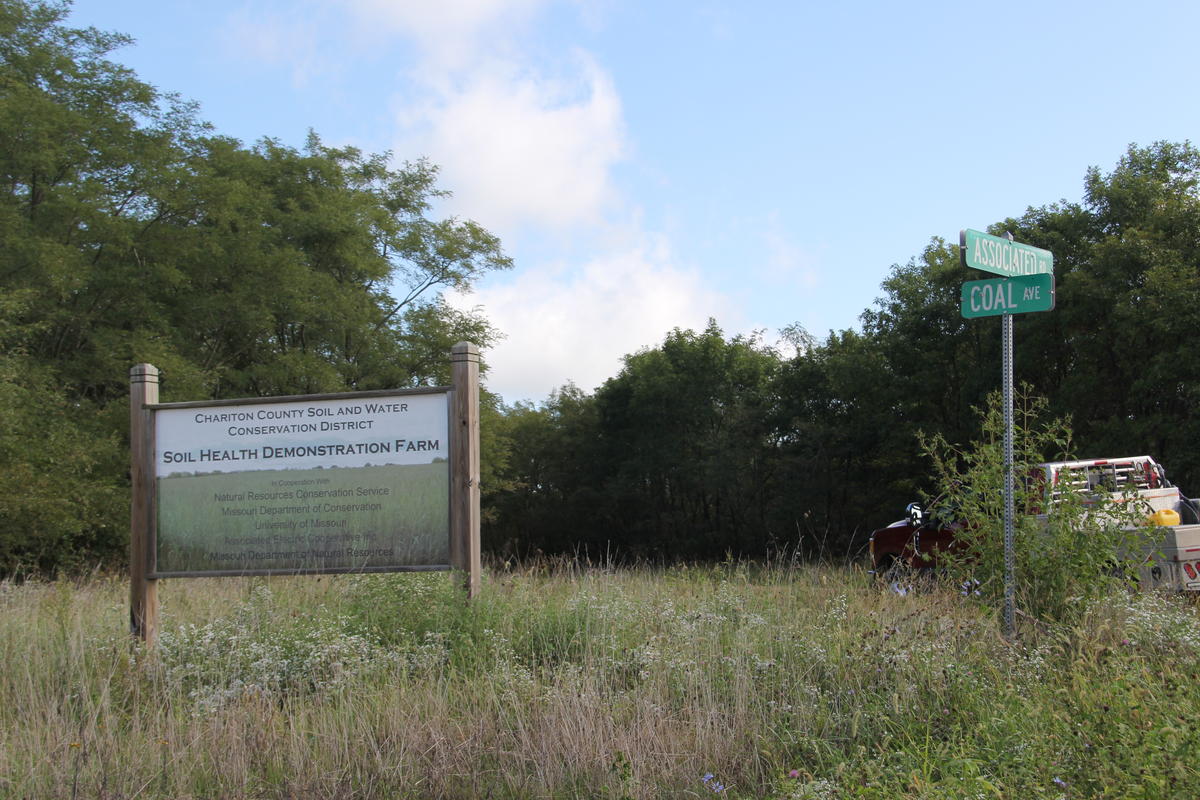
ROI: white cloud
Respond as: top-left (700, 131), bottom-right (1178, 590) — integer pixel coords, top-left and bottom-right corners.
top-left (401, 54), bottom-right (625, 233)
top-left (376, 2), bottom-right (721, 401)
top-left (451, 238), bottom-right (739, 402)
top-left (336, 0), bottom-right (627, 235)
top-left (348, 0), bottom-right (548, 71)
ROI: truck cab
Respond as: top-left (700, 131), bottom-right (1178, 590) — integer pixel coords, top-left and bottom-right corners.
top-left (868, 501), bottom-right (964, 578)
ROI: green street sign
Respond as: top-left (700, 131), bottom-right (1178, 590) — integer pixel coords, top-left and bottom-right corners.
top-left (960, 229), bottom-right (1053, 277)
top-left (961, 273), bottom-right (1055, 319)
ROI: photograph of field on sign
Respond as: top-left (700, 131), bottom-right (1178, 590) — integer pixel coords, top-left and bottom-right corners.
top-left (155, 462), bottom-right (449, 574)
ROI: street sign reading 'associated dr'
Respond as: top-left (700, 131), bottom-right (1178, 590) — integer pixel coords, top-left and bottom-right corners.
top-left (961, 273), bottom-right (1055, 319)
top-left (960, 228), bottom-right (1053, 277)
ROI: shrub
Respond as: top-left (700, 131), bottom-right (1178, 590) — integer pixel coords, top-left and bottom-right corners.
top-left (919, 390), bottom-right (1157, 624)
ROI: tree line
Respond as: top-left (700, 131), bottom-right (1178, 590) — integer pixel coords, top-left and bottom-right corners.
top-left (3, 0), bottom-right (1198, 573)
top-left (484, 142), bottom-right (1200, 562)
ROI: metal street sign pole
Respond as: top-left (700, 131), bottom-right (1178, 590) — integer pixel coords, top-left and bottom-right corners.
top-left (1002, 309), bottom-right (1015, 639)
top-left (960, 228), bottom-right (1055, 640)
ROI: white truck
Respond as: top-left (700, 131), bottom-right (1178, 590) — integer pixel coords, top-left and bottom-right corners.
top-left (1038, 456), bottom-right (1200, 591)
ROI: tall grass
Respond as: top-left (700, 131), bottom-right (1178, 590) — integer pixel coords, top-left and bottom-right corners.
top-left (2, 561), bottom-right (1198, 798)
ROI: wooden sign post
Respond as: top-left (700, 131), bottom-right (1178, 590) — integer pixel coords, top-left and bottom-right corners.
top-left (450, 342), bottom-right (482, 599)
top-left (129, 363), bottom-right (159, 645)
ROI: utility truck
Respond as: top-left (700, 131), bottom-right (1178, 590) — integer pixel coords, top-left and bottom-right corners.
top-left (868, 456), bottom-right (1200, 591)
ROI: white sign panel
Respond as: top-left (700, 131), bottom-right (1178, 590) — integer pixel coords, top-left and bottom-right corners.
top-left (153, 390), bottom-right (450, 576)
top-left (156, 393), bottom-right (447, 473)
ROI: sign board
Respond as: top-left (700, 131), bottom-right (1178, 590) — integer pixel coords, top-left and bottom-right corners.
top-left (152, 389), bottom-right (450, 576)
top-left (961, 273), bottom-right (1055, 319)
top-left (129, 344), bottom-right (481, 644)
top-left (960, 229), bottom-right (1053, 277)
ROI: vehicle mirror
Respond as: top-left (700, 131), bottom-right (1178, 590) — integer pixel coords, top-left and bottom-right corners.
top-left (906, 502), bottom-right (923, 527)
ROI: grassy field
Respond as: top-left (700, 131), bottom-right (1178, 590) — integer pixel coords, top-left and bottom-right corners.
top-left (2, 561), bottom-right (1198, 798)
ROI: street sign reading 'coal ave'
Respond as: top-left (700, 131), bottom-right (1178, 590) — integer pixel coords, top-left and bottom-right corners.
top-left (961, 273), bottom-right (1055, 318)
top-left (960, 228), bottom-right (1053, 277)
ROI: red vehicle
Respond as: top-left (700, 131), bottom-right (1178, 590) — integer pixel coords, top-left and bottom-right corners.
top-left (868, 501), bottom-right (964, 579)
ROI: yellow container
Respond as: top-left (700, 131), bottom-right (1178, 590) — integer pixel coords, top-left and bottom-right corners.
top-left (1147, 508), bottom-right (1181, 526)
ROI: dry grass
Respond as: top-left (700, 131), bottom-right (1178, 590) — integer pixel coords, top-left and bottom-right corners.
top-left (2, 562), bottom-right (1199, 798)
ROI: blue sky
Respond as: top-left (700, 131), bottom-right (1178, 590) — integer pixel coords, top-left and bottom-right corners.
top-left (69, 0), bottom-right (1200, 403)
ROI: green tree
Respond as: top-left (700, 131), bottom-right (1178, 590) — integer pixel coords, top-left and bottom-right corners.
top-left (485, 324), bottom-right (784, 561)
top-left (862, 239), bottom-right (995, 441)
top-left (589, 322), bottom-right (781, 558)
top-left (484, 384), bottom-right (605, 557)
top-left (766, 240), bottom-right (1002, 558)
top-left (0, 0), bottom-right (510, 574)
top-left (1006, 142), bottom-right (1200, 491)
top-left (0, 295), bottom-right (125, 571)
top-left (771, 328), bottom-right (914, 557)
